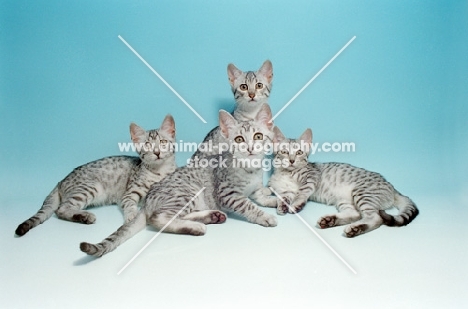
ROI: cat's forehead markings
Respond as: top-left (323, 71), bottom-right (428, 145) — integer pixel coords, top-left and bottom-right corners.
top-left (245, 71), bottom-right (257, 83)
top-left (148, 130), bottom-right (160, 140)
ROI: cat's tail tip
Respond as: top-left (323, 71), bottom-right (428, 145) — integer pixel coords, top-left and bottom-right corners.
top-left (380, 195), bottom-right (419, 227)
top-left (15, 222), bottom-right (31, 237)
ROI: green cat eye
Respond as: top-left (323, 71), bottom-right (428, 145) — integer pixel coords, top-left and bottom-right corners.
top-left (280, 149), bottom-right (289, 155)
top-left (256, 83), bottom-right (263, 89)
top-left (296, 150), bottom-right (303, 155)
top-left (239, 84), bottom-right (248, 91)
top-left (160, 139), bottom-right (168, 145)
top-left (253, 133), bottom-right (263, 140)
top-left (234, 136), bottom-right (245, 143)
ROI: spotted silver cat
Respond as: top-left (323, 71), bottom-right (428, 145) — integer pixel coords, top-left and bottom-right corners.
top-left (80, 104), bottom-right (278, 257)
top-left (268, 127), bottom-right (419, 237)
top-left (15, 115), bottom-right (177, 236)
top-left (192, 60), bottom-right (273, 159)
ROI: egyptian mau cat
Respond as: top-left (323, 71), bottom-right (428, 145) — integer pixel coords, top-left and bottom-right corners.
top-left (192, 60), bottom-right (273, 159)
top-left (268, 127), bottom-right (419, 237)
top-left (15, 115), bottom-right (177, 236)
top-left (80, 104), bottom-right (278, 257)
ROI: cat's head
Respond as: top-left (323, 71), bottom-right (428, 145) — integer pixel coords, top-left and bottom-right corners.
top-left (219, 103), bottom-right (274, 160)
top-left (130, 114), bottom-right (176, 165)
top-left (227, 60), bottom-right (273, 107)
top-left (273, 127), bottom-right (312, 170)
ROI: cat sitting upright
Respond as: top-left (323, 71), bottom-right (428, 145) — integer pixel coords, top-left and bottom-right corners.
top-left (268, 127), bottom-right (419, 237)
top-left (15, 115), bottom-right (177, 236)
top-left (192, 60), bottom-right (273, 159)
top-left (80, 104), bottom-right (278, 257)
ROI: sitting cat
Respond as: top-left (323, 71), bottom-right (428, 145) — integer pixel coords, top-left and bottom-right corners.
top-left (80, 104), bottom-right (278, 257)
top-left (268, 127), bottom-right (419, 237)
top-left (192, 60), bottom-right (273, 159)
top-left (15, 115), bottom-right (177, 236)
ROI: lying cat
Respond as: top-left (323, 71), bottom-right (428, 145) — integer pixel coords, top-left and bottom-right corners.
top-left (15, 115), bottom-right (177, 236)
top-left (80, 104), bottom-right (278, 257)
top-left (268, 127), bottom-right (419, 237)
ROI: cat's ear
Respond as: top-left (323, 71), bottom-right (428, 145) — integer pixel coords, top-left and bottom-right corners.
top-left (160, 114), bottom-right (176, 138)
top-left (258, 60), bottom-right (273, 83)
top-left (255, 103), bottom-right (274, 130)
top-left (299, 128), bottom-right (313, 145)
top-left (130, 123), bottom-right (146, 144)
top-left (227, 63), bottom-right (242, 87)
top-left (273, 126), bottom-right (286, 143)
top-left (219, 110), bottom-right (237, 139)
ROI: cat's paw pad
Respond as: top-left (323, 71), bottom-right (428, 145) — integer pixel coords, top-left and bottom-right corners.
top-left (289, 201), bottom-right (306, 214)
top-left (344, 224), bottom-right (368, 238)
top-left (72, 212), bottom-right (96, 224)
top-left (209, 211), bottom-right (227, 224)
top-left (317, 215), bottom-right (337, 229)
top-left (256, 214), bottom-right (278, 227)
top-left (276, 197), bottom-right (292, 215)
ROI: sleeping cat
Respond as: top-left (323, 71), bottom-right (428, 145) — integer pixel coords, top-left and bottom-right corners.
top-left (268, 127), bottom-right (419, 237)
top-left (80, 104), bottom-right (278, 257)
top-left (15, 115), bottom-right (177, 236)
top-left (192, 60), bottom-right (273, 159)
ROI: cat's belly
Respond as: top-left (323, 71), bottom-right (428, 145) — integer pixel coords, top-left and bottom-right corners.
top-left (312, 183), bottom-right (355, 206)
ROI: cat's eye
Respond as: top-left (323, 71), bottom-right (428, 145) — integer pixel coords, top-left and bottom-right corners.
top-left (280, 149), bottom-right (289, 155)
top-left (144, 142), bottom-right (153, 151)
top-left (234, 136), bottom-right (245, 143)
top-left (239, 84), bottom-right (248, 91)
top-left (160, 139), bottom-right (168, 145)
top-left (296, 150), bottom-right (303, 155)
top-left (256, 83), bottom-right (263, 89)
top-left (253, 133), bottom-right (263, 140)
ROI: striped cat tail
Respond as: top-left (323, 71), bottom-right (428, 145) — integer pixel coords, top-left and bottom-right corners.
top-left (80, 210), bottom-right (146, 257)
top-left (15, 186), bottom-right (60, 236)
top-left (379, 193), bottom-right (419, 227)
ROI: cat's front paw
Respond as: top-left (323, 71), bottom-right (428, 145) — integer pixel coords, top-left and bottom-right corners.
top-left (317, 215), bottom-right (337, 229)
top-left (344, 224), bottom-right (368, 238)
top-left (289, 201), bottom-right (306, 214)
top-left (256, 213), bottom-right (278, 227)
top-left (276, 197), bottom-right (292, 216)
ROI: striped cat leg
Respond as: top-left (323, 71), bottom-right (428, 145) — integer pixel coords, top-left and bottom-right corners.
top-left (55, 200), bottom-right (96, 224)
top-left (80, 211), bottom-right (146, 257)
top-left (181, 210), bottom-right (227, 224)
top-left (15, 186), bottom-right (60, 236)
top-left (250, 187), bottom-right (278, 208)
top-left (148, 213), bottom-right (207, 236)
top-left (55, 190), bottom-right (96, 224)
top-left (317, 203), bottom-right (361, 229)
top-left (220, 193), bottom-right (277, 227)
top-left (120, 189), bottom-right (145, 223)
top-left (275, 191), bottom-right (296, 216)
top-left (343, 204), bottom-right (383, 238)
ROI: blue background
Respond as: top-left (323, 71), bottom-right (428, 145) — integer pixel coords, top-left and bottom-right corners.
top-left (1, 1), bottom-right (467, 308)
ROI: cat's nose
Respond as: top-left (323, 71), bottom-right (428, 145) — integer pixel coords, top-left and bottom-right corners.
top-left (289, 159), bottom-right (295, 164)
top-left (248, 93), bottom-right (255, 99)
